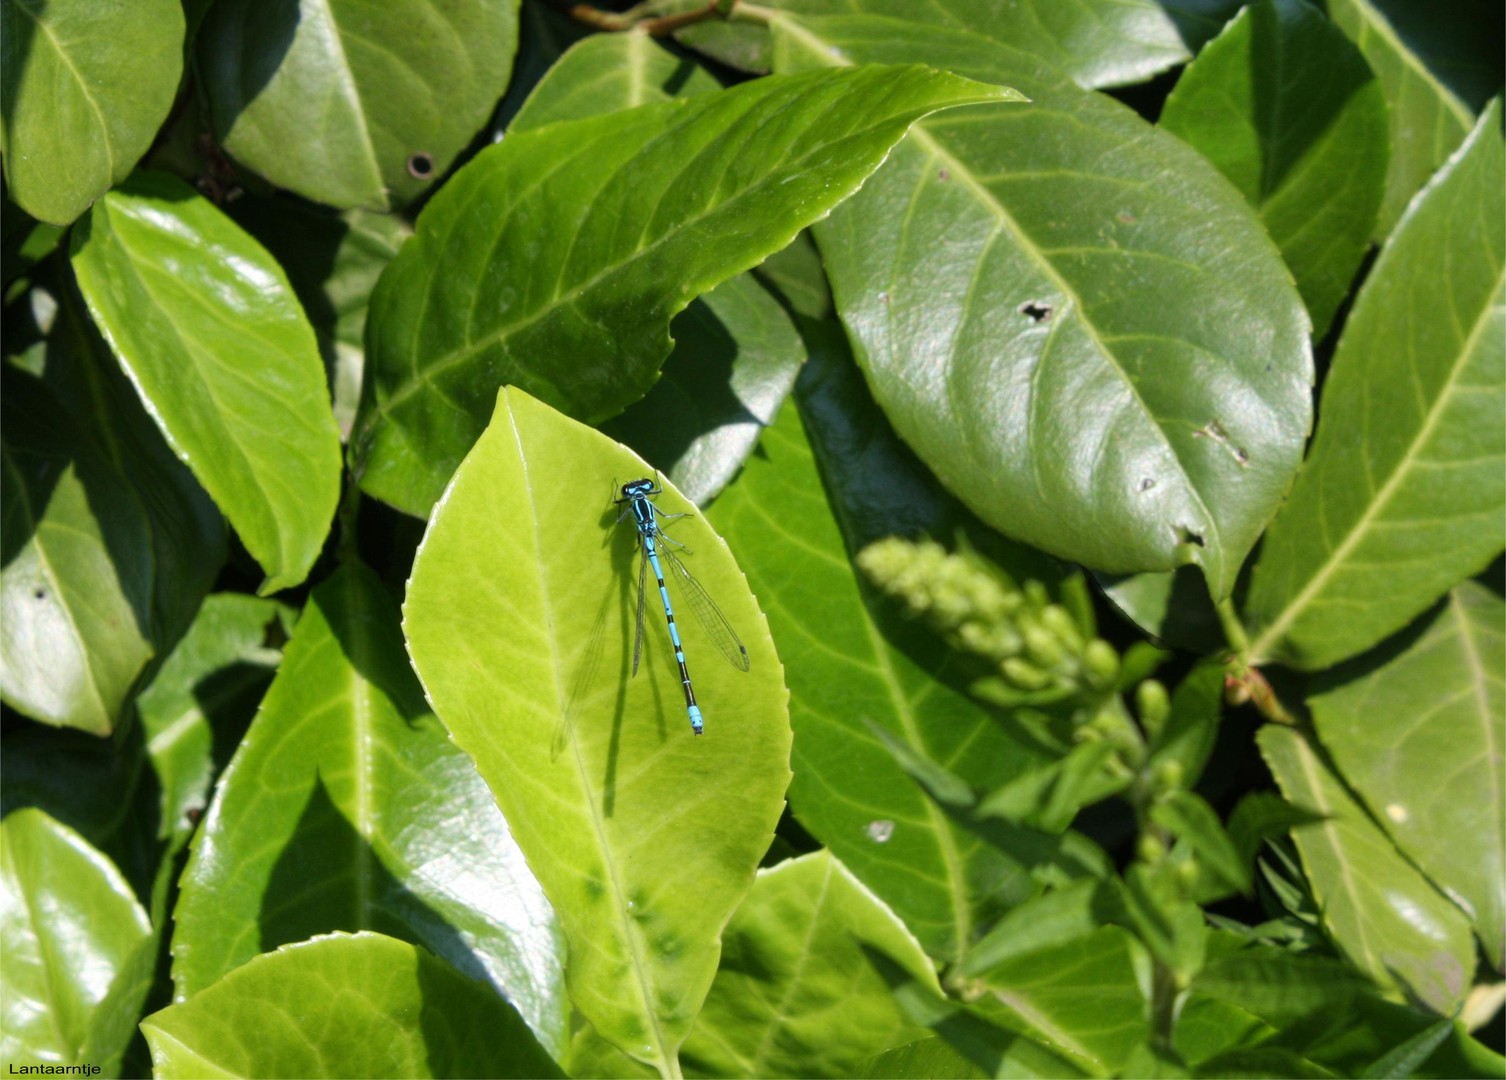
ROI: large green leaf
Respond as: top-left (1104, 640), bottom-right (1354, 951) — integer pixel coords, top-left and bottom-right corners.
top-left (1245, 102), bottom-right (1505, 669)
top-left (135, 592), bottom-right (289, 847)
top-left (70, 171), bottom-right (343, 595)
top-left (1258, 724), bottom-right (1476, 1014)
top-left (402, 388), bottom-right (791, 1075)
top-left (171, 562), bottom-right (568, 1055)
top-left (768, 0), bottom-right (1240, 90)
top-left (679, 850), bottom-right (938, 1078)
top-left (510, 32), bottom-right (804, 505)
top-left (1325, 0), bottom-right (1496, 239)
top-left (355, 64), bottom-right (1014, 517)
top-left (0, 0), bottom-right (183, 225)
top-left (708, 337), bottom-right (1081, 964)
top-left (0, 808), bottom-right (154, 1075)
top-left (1, 369), bottom-right (156, 734)
top-left (770, 14), bottom-right (1313, 600)
top-left (196, 0), bottom-right (519, 211)
top-left (144, 932), bottom-right (561, 1079)
top-left (1159, 0), bottom-right (1389, 339)
top-left (1308, 583), bottom-right (1505, 971)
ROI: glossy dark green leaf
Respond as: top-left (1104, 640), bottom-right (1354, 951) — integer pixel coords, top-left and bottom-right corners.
top-left (510, 31), bottom-right (803, 505)
top-left (1326, 0), bottom-right (1497, 239)
top-left (1258, 724), bottom-right (1475, 1014)
top-left (403, 388), bottom-right (791, 1073)
top-left (355, 64), bottom-right (1014, 517)
top-left (770, 0), bottom-right (1240, 90)
top-left (70, 172), bottom-right (343, 594)
top-left (144, 932), bottom-right (562, 1079)
top-left (136, 592), bottom-right (289, 846)
top-left (1308, 583), bottom-right (1504, 971)
top-left (857, 1036), bottom-right (989, 1079)
top-left (1246, 103), bottom-right (1505, 669)
top-left (771, 15), bottom-right (1313, 600)
top-left (1159, 0), bottom-right (1389, 338)
top-left (0, 808), bottom-right (154, 1074)
top-left (171, 562), bottom-right (568, 1055)
top-left (2, 369), bottom-right (155, 733)
top-left (709, 341), bottom-right (1076, 964)
top-left (678, 850), bottom-right (937, 1078)
top-left (0, 0), bottom-right (183, 225)
top-left (197, 0), bottom-right (519, 211)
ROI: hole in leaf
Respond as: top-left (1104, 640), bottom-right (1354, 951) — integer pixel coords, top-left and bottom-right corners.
top-left (1137, 477), bottom-right (1156, 493)
top-left (32, 588), bottom-right (46, 601)
top-left (406, 152), bottom-right (436, 179)
top-left (1019, 301), bottom-right (1052, 322)
top-left (1176, 526), bottom-right (1205, 548)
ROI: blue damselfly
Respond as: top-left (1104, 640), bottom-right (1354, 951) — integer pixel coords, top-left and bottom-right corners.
top-left (615, 478), bottom-right (749, 735)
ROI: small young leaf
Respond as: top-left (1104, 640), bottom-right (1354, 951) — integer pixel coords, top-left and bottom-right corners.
top-left (1150, 789), bottom-right (1251, 896)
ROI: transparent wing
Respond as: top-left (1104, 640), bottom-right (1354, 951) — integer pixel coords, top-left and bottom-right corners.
top-left (632, 542), bottom-right (649, 676)
top-left (663, 545), bottom-right (751, 672)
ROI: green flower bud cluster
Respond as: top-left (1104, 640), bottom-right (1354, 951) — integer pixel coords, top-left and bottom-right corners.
top-left (856, 537), bottom-right (1119, 702)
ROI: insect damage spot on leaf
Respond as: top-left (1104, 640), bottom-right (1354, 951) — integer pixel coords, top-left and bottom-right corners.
top-left (1019, 300), bottom-right (1052, 322)
top-left (1176, 525), bottom-right (1206, 548)
top-left (406, 152), bottom-right (435, 179)
top-left (1137, 477), bottom-right (1156, 493)
top-left (1193, 419), bottom-right (1251, 467)
top-left (938, 168), bottom-right (950, 181)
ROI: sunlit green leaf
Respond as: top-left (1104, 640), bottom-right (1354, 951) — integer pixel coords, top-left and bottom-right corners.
top-left (197, 0), bottom-right (520, 210)
top-left (70, 171), bottom-right (343, 594)
top-left (356, 64), bottom-right (1013, 517)
top-left (403, 388), bottom-right (791, 1074)
top-left (0, 0), bottom-right (183, 225)
top-left (1308, 583), bottom-right (1504, 970)
top-left (1159, 0), bottom-right (1389, 338)
top-left (771, 13), bottom-right (1312, 600)
top-left (1258, 724), bottom-right (1475, 1014)
top-left (171, 562), bottom-right (568, 1055)
top-left (0, 808), bottom-right (154, 1075)
top-left (144, 932), bottom-right (561, 1079)
top-left (679, 850), bottom-right (937, 1078)
top-left (1246, 103), bottom-right (1505, 669)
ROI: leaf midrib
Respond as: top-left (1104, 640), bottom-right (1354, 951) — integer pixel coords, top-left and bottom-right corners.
top-left (508, 402), bottom-right (675, 1076)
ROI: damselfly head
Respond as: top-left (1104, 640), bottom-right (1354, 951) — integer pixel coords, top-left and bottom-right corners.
top-left (620, 478), bottom-right (657, 500)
